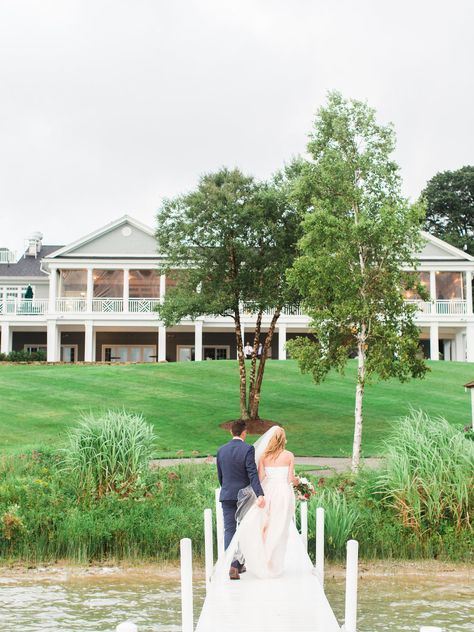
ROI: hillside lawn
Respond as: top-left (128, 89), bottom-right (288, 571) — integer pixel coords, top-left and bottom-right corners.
top-left (0, 360), bottom-right (471, 457)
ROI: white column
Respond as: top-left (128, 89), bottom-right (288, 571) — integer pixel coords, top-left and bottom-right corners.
top-left (443, 340), bottom-right (451, 361)
top-left (470, 389), bottom-right (474, 429)
top-left (278, 323), bottom-right (287, 360)
top-left (158, 325), bottom-right (166, 361)
top-left (49, 268), bottom-right (58, 313)
top-left (123, 269), bottom-right (129, 313)
top-left (47, 321), bottom-right (59, 362)
top-left (466, 324), bottom-right (474, 363)
top-left (1, 322), bottom-right (12, 354)
top-left (86, 268), bottom-right (93, 312)
top-left (466, 270), bottom-right (473, 314)
top-left (429, 270), bottom-right (437, 314)
top-left (455, 330), bottom-right (465, 361)
top-left (195, 320), bottom-right (203, 362)
top-left (430, 323), bottom-right (439, 361)
top-left (84, 321), bottom-right (94, 362)
top-left (160, 274), bottom-right (166, 304)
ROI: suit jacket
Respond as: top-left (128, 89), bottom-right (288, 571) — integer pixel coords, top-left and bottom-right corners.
top-left (217, 438), bottom-right (264, 501)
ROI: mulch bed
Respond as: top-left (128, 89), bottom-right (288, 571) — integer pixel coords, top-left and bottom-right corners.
top-left (219, 419), bottom-right (281, 435)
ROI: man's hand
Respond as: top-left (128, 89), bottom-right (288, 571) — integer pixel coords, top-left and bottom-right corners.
top-left (256, 495), bottom-right (265, 508)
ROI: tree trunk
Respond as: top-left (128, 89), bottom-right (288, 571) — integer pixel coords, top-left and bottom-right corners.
top-left (248, 310), bottom-right (263, 408)
top-left (234, 312), bottom-right (249, 420)
top-left (249, 309), bottom-right (281, 419)
top-left (352, 324), bottom-right (366, 473)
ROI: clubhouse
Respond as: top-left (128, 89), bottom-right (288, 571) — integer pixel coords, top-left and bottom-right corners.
top-left (1, 215), bottom-right (474, 363)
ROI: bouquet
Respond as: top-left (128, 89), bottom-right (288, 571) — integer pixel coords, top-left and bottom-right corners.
top-left (294, 476), bottom-right (316, 501)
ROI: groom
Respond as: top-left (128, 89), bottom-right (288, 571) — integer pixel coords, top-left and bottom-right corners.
top-left (216, 420), bottom-right (265, 580)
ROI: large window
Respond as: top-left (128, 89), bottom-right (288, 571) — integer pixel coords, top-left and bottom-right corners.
top-left (129, 270), bottom-right (160, 298)
top-left (0, 286), bottom-right (28, 300)
top-left (93, 270), bottom-right (123, 298)
top-left (403, 272), bottom-right (430, 300)
top-left (59, 270), bottom-right (87, 297)
top-left (436, 271), bottom-right (464, 300)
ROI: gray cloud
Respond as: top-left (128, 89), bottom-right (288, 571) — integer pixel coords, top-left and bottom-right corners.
top-left (1, 0), bottom-right (473, 252)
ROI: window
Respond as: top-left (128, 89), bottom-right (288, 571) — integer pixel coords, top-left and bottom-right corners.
top-left (129, 270), bottom-right (161, 298)
top-left (59, 270), bottom-right (87, 297)
top-left (93, 270), bottom-right (124, 298)
top-left (24, 344), bottom-right (47, 353)
top-left (436, 272), bottom-right (464, 300)
top-left (204, 346), bottom-right (230, 360)
top-left (1, 286), bottom-right (28, 300)
top-left (102, 345), bottom-right (157, 363)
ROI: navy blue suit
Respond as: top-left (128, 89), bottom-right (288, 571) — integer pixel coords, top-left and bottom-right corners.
top-left (216, 438), bottom-right (264, 567)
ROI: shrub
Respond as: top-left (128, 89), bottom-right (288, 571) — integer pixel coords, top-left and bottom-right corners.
top-left (376, 410), bottom-right (474, 534)
top-left (63, 410), bottom-right (156, 498)
top-left (0, 350), bottom-right (46, 362)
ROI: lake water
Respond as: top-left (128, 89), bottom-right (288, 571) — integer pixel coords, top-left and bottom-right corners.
top-left (0, 569), bottom-right (472, 631)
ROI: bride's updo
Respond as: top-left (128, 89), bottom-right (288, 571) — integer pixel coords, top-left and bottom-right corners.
top-left (262, 427), bottom-right (286, 461)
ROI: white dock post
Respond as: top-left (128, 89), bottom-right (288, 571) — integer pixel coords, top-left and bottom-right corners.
top-left (215, 488), bottom-right (224, 559)
top-left (315, 506), bottom-right (325, 586)
top-left (116, 623), bottom-right (138, 632)
top-left (180, 537), bottom-right (193, 632)
top-left (300, 501), bottom-right (308, 550)
top-left (204, 508), bottom-right (214, 590)
top-left (344, 539), bottom-right (358, 632)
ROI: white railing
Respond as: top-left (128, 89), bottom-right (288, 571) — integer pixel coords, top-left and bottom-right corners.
top-left (92, 298), bottom-right (124, 313)
top-left (0, 299), bottom-right (48, 315)
top-left (128, 298), bottom-right (161, 313)
top-left (0, 250), bottom-right (16, 263)
top-left (406, 299), bottom-right (468, 315)
top-left (56, 298), bottom-right (87, 312)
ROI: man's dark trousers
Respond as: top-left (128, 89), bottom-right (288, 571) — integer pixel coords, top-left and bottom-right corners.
top-left (221, 499), bottom-right (239, 568)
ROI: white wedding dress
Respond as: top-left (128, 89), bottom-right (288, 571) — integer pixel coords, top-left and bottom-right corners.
top-left (235, 464), bottom-right (296, 578)
top-left (217, 426), bottom-right (306, 580)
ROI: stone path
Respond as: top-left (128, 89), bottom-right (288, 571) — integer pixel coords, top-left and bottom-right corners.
top-left (152, 456), bottom-right (383, 476)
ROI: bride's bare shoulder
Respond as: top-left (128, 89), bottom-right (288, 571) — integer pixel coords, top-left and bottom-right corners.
top-left (283, 450), bottom-right (295, 462)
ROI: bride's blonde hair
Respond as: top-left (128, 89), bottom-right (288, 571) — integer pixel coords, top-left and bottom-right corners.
top-left (262, 427), bottom-right (286, 461)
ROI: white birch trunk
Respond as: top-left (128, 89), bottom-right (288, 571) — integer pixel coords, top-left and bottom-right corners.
top-left (352, 326), bottom-right (366, 472)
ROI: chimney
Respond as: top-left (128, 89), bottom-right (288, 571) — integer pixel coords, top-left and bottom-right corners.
top-left (27, 232), bottom-right (43, 258)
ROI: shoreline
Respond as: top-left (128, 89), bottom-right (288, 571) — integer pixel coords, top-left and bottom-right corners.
top-left (0, 559), bottom-right (471, 584)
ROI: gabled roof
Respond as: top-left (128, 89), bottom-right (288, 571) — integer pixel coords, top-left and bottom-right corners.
top-left (45, 215), bottom-right (158, 259)
top-left (419, 231), bottom-right (474, 262)
top-left (0, 246), bottom-right (63, 278)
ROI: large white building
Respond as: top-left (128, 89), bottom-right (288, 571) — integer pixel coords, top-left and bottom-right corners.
top-left (1, 215), bottom-right (473, 363)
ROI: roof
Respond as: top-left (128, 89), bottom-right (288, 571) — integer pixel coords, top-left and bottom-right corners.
top-left (0, 246), bottom-right (63, 278)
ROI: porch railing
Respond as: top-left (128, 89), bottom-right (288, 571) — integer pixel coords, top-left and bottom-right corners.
top-left (56, 298), bottom-right (87, 312)
top-left (0, 299), bottom-right (49, 315)
top-left (406, 299), bottom-right (468, 315)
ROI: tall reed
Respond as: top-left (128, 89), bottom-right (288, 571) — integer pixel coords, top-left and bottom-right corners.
top-left (63, 410), bottom-right (155, 498)
top-left (376, 410), bottom-right (473, 534)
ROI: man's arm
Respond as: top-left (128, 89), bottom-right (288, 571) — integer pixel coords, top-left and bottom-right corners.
top-left (216, 452), bottom-right (223, 487)
top-left (245, 445), bottom-right (264, 498)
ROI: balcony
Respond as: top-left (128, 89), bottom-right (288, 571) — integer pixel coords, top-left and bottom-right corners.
top-left (406, 299), bottom-right (468, 315)
top-left (0, 299), bottom-right (49, 315)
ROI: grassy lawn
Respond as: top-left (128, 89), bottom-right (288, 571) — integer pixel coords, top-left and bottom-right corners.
top-left (0, 360), bottom-right (471, 457)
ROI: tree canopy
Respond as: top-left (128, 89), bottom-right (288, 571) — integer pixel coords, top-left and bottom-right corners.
top-left (422, 165), bottom-right (474, 255)
top-left (288, 91), bottom-right (427, 470)
top-left (155, 167), bottom-right (301, 421)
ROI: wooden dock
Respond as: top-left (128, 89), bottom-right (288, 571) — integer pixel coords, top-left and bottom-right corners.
top-left (192, 497), bottom-right (345, 632)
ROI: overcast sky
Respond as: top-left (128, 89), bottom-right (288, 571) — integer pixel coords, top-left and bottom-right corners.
top-left (1, 0), bottom-right (473, 253)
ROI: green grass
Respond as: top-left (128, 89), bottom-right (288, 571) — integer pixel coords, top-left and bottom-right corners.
top-left (0, 360), bottom-right (472, 457)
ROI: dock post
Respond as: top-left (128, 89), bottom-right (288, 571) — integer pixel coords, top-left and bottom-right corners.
top-left (300, 501), bottom-right (308, 550)
top-left (215, 488), bottom-right (224, 559)
top-left (315, 507), bottom-right (325, 586)
top-left (116, 624), bottom-right (138, 632)
top-left (180, 538), bottom-right (193, 632)
top-left (344, 539), bottom-right (358, 632)
top-left (204, 508), bottom-right (214, 590)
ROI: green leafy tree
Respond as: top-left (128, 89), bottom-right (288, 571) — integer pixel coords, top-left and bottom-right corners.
top-left (155, 167), bottom-right (301, 421)
top-left (288, 92), bottom-right (428, 471)
top-left (422, 166), bottom-right (474, 255)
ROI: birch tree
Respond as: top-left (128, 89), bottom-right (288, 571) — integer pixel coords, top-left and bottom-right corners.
top-left (156, 167), bottom-right (300, 421)
top-left (287, 92), bottom-right (427, 471)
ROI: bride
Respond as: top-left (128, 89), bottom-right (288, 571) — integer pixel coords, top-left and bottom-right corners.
top-left (224, 426), bottom-right (301, 579)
